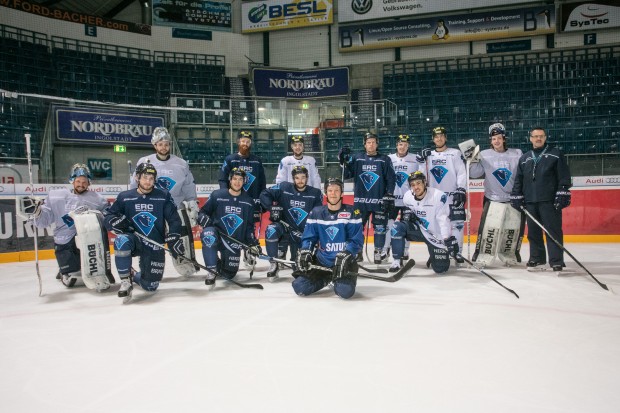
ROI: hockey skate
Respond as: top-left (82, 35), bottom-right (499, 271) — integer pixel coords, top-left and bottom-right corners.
top-left (118, 278), bottom-right (133, 303)
top-left (266, 261), bottom-right (279, 282)
top-left (374, 249), bottom-right (389, 265)
top-left (389, 260), bottom-right (401, 273)
top-left (204, 274), bottom-right (216, 290)
top-left (526, 260), bottom-right (546, 272)
top-left (243, 251), bottom-right (256, 269)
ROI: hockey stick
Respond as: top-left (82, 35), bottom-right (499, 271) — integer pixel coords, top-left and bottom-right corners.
top-left (25, 133), bottom-right (43, 297)
top-left (127, 160), bottom-right (133, 190)
top-left (521, 208), bottom-right (609, 292)
top-left (309, 259), bottom-right (415, 283)
top-left (133, 232), bottom-right (263, 290)
top-left (419, 224), bottom-right (519, 299)
top-left (364, 219), bottom-right (371, 263)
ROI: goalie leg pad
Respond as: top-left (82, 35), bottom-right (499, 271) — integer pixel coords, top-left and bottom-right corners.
top-left (475, 201), bottom-right (506, 267)
top-left (73, 211), bottom-right (113, 291)
top-left (497, 204), bottom-right (525, 266)
top-left (171, 208), bottom-right (198, 277)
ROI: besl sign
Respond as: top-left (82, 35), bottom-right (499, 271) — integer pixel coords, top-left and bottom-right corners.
top-left (241, 0), bottom-right (333, 33)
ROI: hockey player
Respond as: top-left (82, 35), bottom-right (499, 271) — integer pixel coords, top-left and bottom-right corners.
top-left (293, 178), bottom-right (364, 299)
top-left (339, 132), bottom-right (395, 264)
top-left (390, 171), bottom-right (459, 273)
top-left (198, 168), bottom-right (262, 288)
top-left (511, 127), bottom-right (572, 271)
top-left (468, 123), bottom-right (525, 265)
top-left (104, 162), bottom-right (185, 299)
top-left (21, 164), bottom-right (109, 288)
top-left (388, 134), bottom-right (419, 262)
top-left (416, 126), bottom-right (467, 264)
top-left (275, 135), bottom-right (322, 189)
top-left (260, 165), bottom-right (323, 281)
top-left (131, 126), bottom-right (199, 277)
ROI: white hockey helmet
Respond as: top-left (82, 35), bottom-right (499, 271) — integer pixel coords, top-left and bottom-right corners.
top-left (151, 126), bottom-right (171, 145)
top-left (69, 163), bottom-right (92, 183)
top-left (489, 123), bottom-right (506, 137)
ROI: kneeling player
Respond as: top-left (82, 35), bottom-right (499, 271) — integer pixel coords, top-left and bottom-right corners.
top-left (390, 172), bottom-right (459, 274)
top-left (19, 164), bottom-right (111, 290)
top-left (104, 162), bottom-right (185, 300)
top-left (293, 178), bottom-right (364, 299)
top-left (197, 168), bottom-right (262, 288)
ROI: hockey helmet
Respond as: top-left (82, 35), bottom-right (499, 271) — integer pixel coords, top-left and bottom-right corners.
top-left (135, 161), bottom-right (157, 179)
top-left (151, 126), bottom-right (171, 145)
top-left (291, 165), bottom-right (308, 179)
top-left (407, 171), bottom-right (426, 185)
top-left (489, 123), bottom-right (506, 137)
top-left (229, 167), bottom-right (247, 181)
top-left (324, 177), bottom-right (344, 194)
top-left (432, 126), bottom-right (447, 136)
top-left (363, 132), bottom-right (378, 143)
top-left (237, 130), bottom-right (253, 140)
top-left (69, 163), bottom-right (92, 183)
top-left (290, 135), bottom-right (304, 144)
top-left (396, 134), bottom-right (410, 143)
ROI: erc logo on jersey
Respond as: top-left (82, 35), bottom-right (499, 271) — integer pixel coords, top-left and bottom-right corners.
top-left (61, 214), bottom-right (75, 228)
top-left (133, 212), bottom-right (157, 236)
top-left (395, 171), bottom-right (409, 188)
top-left (325, 226), bottom-right (339, 241)
top-left (288, 207), bottom-right (309, 226)
top-left (157, 177), bottom-right (177, 192)
top-left (243, 173), bottom-right (256, 192)
top-left (222, 214), bottom-right (243, 235)
top-left (360, 171), bottom-right (379, 191)
top-left (265, 226), bottom-right (277, 239)
top-left (430, 166), bottom-right (449, 184)
top-left (492, 168), bottom-right (512, 187)
top-left (202, 233), bottom-right (217, 248)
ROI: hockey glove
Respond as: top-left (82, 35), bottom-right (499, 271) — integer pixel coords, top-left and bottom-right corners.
top-left (416, 146), bottom-right (432, 163)
top-left (333, 251), bottom-right (354, 280)
top-left (554, 189), bottom-right (571, 210)
top-left (338, 146), bottom-right (351, 166)
top-left (401, 209), bottom-right (419, 224)
top-left (510, 194), bottom-right (525, 211)
top-left (185, 200), bottom-right (199, 227)
top-left (197, 212), bottom-right (211, 228)
top-left (108, 215), bottom-right (134, 234)
top-left (247, 243), bottom-right (263, 260)
top-left (269, 205), bottom-right (283, 223)
top-left (253, 209), bottom-right (262, 223)
top-left (382, 193), bottom-right (395, 215)
top-left (444, 236), bottom-right (459, 259)
top-left (452, 188), bottom-right (466, 209)
top-left (22, 196), bottom-right (43, 217)
top-left (296, 249), bottom-right (313, 272)
top-left (165, 233), bottom-right (185, 259)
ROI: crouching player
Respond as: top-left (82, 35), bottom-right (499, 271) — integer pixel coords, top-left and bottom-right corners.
top-left (293, 178), bottom-right (364, 299)
top-left (18, 163), bottom-right (111, 290)
top-left (104, 162), bottom-right (185, 300)
top-left (197, 168), bottom-right (262, 288)
top-left (390, 171), bottom-right (459, 274)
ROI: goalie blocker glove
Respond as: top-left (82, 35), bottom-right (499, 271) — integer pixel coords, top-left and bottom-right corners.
top-left (554, 189), bottom-right (571, 210)
top-left (452, 187), bottom-right (466, 209)
top-left (333, 251), bottom-right (354, 280)
top-left (165, 233), bottom-right (185, 259)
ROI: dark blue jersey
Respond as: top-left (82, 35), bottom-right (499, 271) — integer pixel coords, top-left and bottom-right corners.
top-left (512, 145), bottom-right (572, 203)
top-left (301, 204), bottom-right (364, 267)
top-left (343, 152), bottom-right (396, 211)
top-left (259, 182), bottom-right (324, 233)
top-left (199, 188), bottom-right (257, 245)
top-left (104, 188), bottom-right (181, 244)
top-left (218, 153), bottom-right (266, 210)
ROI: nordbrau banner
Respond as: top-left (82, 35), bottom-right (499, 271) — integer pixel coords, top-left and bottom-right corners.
top-left (339, 5), bottom-right (555, 52)
top-left (252, 67), bottom-right (349, 98)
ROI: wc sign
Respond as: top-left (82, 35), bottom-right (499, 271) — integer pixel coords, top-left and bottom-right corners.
top-left (88, 158), bottom-right (112, 180)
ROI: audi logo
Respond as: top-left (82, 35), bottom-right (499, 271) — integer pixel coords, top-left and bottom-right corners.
top-left (605, 177), bottom-right (620, 184)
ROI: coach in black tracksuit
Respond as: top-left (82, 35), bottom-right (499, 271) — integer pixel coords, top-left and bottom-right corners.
top-left (510, 127), bottom-right (572, 271)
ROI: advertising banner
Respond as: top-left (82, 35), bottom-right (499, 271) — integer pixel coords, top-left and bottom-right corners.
top-left (560, 1), bottom-right (620, 32)
top-left (338, 0), bottom-right (538, 24)
top-left (54, 106), bottom-right (165, 146)
top-left (339, 5), bottom-right (555, 52)
top-left (253, 67), bottom-right (349, 98)
top-left (152, 0), bottom-right (232, 32)
top-left (241, 0), bottom-right (333, 33)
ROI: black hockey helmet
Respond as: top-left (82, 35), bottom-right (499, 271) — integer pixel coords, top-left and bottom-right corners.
top-left (407, 171), bottom-right (426, 185)
top-left (324, 177), bottom-right (344, 194)
top-left (363, 132), bottom-right (378, 143)
top-left (237, 130), bottom-right (253, 140)
top-left (432, 126), bottom-right (447, 136)
top-left (69, 163), bottom-right (93, 183)
top-left (135, 161), bottom-right (157, 179)
top-left (396, 134), bottom-right (410, 143)
top-left (291, 165), bottom-right (308, 179)
top-left (290, 135), bottom-right (304, 144)
top-left (229, 167), bottom-right (247, 181)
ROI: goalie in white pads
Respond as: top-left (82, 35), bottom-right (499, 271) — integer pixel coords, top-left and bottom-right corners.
top-left (18, 164), bottom-right (111, 290)
top-left (468, 123), bottom-right (525, 267)
top-left (130, 126), bottom-right (199, 277)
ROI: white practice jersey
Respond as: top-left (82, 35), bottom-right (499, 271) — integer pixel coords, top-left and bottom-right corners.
top-left (389, 152), bottom-right (419, 207)
top-left (275, 155), bottom-right (322, 189)
top-left (403, 187), bottom-right (451, 246)
top-left (131, 154), bottom-right (197, 208)
top-left (469, 148), bottom-right (523, 202)
top-left (419, 147), bottom-right (467, 193)
top-left (35, 188), bottom-right (108, 245)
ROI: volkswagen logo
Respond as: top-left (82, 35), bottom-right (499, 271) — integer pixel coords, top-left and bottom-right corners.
top-left (352, 0), bottom-right (372, 15)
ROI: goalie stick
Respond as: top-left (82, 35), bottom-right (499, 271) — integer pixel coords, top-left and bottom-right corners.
top-left (25, 133), bottom-right (43, 297)
top-left (133, 232), bottom-right (263, 290)
top-left (521, 207), bottom-right (609, 292)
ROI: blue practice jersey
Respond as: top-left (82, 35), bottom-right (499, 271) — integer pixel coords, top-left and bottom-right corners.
top-left (301, 204), bottom-right (364, 267)
top-left (343, 152), bottom-right (396, 212)
top-left (104, 188), bottom-right (181, 244)
top-left (199, 188), bottom-right (257, 244)
top-left (259, 181), bottom-right (324, 233)
top-left (218, 153), bottom-right (266, 211)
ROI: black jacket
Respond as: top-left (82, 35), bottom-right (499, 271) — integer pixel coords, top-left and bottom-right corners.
top-left (511, 145), bottom-right (571, 203)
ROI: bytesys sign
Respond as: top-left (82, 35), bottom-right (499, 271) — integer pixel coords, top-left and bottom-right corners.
top-left (241, 0), bottom-right (333, 33)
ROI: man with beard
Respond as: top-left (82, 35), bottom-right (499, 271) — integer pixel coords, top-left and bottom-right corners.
top-left (260, 165), bottom-right (323, 281)
top-left (275, 135), bottom-right (322, 189)
top-left (22, 164), bottom-right (109, 288)
top-left (131, 126), bottom-right (199, 277)
top-left (105, 162), bottom-right (184, 301)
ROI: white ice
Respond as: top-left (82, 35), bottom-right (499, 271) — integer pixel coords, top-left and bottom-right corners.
top-left (1, 243), bottom-right (620, 413)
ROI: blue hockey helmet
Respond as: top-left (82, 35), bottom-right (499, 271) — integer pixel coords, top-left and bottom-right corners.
top-left (69, 163), bottom-right (92, 183)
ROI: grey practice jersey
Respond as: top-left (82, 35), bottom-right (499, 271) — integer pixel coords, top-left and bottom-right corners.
top-left (418, 148), bottom-right (467, 193)
top-left (35, 188), bottom-right (108, 245)
top-left (469, 148), bottom-right (522, 202)
top-left (402, 187), bottom-right (451, 247)
top-left (275, 155), bottom-right (322, 189)
top-left (131, 154), bottom-right (197, 208)
top-left (389, 152), bottom-right (419, 207)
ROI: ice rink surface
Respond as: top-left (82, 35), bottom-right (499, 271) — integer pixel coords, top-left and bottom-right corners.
top-left (1, 243), bottom-right (620, 413)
